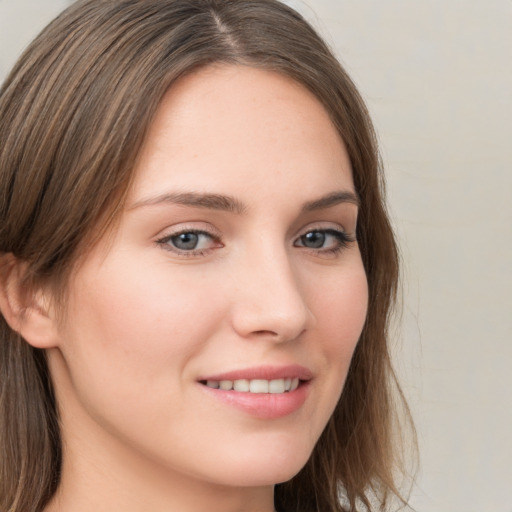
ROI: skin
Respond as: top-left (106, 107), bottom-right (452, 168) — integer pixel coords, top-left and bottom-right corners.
top-left (42, 65), bottom-right (369, 512)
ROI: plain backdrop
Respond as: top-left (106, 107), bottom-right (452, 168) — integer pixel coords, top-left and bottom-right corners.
top-left (1, 1), bottom-right (511, 511)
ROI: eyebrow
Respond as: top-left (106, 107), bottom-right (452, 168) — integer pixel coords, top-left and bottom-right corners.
top-left (301, 190), bottom-right (360, 212)
top-left (129, 191), bottom-right (247, 214)
top-left (129, 189), bottom-right (359, 214)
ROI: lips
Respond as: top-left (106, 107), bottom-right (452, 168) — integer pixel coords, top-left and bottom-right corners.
top-left (203, 377), bottom-right (300, 394)
top-left (198, 364), bottom-right (313, 383)
top-left (197, 365), bottom-right (312, 419)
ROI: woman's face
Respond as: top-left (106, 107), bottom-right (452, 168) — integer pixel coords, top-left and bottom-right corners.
top-left (48, 65), bottom-right (368, 490)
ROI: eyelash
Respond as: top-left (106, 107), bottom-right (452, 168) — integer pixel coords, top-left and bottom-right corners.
top-left (156, 227), bottom-right (355, 258)
top-left (294, 228), bottom-right (356, 256)
top-left (156, 229), bottom-right (222, 257)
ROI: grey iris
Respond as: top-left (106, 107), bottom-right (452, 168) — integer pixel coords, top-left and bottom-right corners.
top-left (301, 231), bottom-right (325, 248)
top-left (172, 233), bottom-right (199, 250)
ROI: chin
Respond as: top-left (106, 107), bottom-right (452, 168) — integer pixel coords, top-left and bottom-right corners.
top-left (207, 439), bottom-right (314, 488)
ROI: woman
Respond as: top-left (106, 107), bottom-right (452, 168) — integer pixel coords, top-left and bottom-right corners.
top-left (0, 1), bottom-right (413, 511)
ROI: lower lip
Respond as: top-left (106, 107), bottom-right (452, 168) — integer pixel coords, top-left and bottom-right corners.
top-left (199, 382), bottom-right (310, 419)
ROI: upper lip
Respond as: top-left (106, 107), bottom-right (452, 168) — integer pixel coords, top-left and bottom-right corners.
top-left (198, 364), bottom-right (313, 382)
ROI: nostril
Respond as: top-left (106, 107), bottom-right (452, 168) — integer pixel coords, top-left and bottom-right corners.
top-left (253, 330), bottom-right (278, 336)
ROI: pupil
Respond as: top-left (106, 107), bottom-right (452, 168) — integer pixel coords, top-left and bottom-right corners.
top-left (303, 231), bottom-right (325, 248)
top-left (173, 232), bottom-right (198, 250)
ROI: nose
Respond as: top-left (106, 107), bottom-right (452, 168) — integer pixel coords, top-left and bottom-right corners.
top-left (229, 247), bottom-right (315, 343)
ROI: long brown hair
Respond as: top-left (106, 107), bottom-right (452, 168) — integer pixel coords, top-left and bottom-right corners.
top-left (0, 1), bottom-right (414, 511)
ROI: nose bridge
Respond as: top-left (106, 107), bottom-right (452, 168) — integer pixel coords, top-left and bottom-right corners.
top-left (230, 241), bottom-right (314, 341)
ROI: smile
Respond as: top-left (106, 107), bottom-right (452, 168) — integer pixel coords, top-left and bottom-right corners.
top-left (201, 378), bottom-right (300, 394)
top-left (197, 365), bottom-right (312, 419)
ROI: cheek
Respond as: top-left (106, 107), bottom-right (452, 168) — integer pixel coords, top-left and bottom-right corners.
top-left (314, 262), bottom-right (368, 347)
top-left (60, 258), bottom-right (228, 398)
top-left (309, 261), bottom-right (368, 401)
top-left (54, 259), bottom-right (231, 447)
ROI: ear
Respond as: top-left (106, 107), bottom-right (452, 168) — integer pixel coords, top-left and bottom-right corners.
top-left (0, 254), bottom-right (60, 349)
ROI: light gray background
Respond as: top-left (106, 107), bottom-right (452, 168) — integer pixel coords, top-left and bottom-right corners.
top-left (1, 1), bottom-right (511, 511)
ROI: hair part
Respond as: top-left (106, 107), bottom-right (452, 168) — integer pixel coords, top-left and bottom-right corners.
top-left (0, 1), bottom-right (415, 511)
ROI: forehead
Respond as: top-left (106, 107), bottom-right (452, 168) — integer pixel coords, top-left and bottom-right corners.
top-left (129, 64), bottom-right (354, 206)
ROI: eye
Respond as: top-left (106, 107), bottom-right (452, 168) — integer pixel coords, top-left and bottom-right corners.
top-left (294, 228), bottom-right (354, 254)
top-left (157, 229), bottom-right (221, 255)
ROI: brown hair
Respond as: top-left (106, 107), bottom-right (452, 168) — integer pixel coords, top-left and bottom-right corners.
top-left (0, 1), bottom-right (414, 511)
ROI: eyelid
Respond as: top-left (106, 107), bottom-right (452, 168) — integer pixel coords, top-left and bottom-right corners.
top-left (295, 221), bottom-right (354, 239)
top-left (155, 222), bottom-right (223, 256)
top-left (293, 223), bottom-right (356, 255)
top-left (155, 222), bottom-right (222, 240)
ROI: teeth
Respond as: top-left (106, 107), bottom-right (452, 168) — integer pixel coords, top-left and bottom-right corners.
top-left (269, 379), bottom-right (285, 394)
top-left (233, 379), bottom-right (249, 392)
top-left (219, 380), bottom-right (232, 390)
top-left (249, 379), bottom-right (268, 393)
top-left (204, 378), bottom-right (301, 394)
